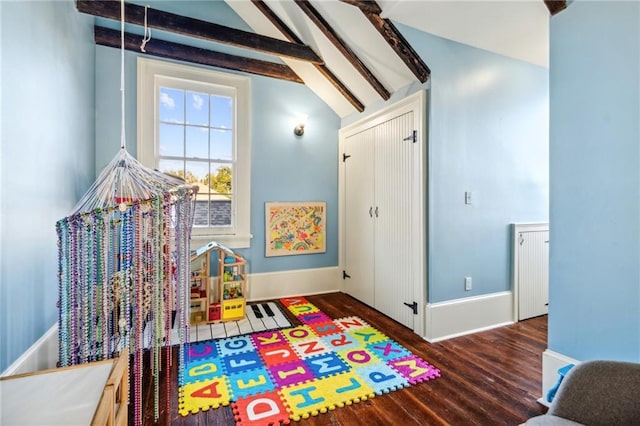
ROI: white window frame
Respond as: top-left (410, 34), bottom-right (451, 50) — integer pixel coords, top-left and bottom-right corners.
top-left (137, 57), bottom-right (252, 248)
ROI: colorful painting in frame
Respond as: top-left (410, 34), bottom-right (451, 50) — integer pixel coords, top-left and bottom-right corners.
top-left (265, 202), bottom-right (326, 257)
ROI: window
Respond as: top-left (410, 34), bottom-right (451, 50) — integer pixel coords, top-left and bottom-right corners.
top-left (138, 58), bottom-right (251, 248)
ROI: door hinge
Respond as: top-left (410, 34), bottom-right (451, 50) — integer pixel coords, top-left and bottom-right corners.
top-left (403, 301), bottom-right (418, 315)
top-left (343, 270), bottom-right (351, 280)
top-left (343, 153), bottom-right (351, 162)
top-left (403, 130), bottom-right (417, 143)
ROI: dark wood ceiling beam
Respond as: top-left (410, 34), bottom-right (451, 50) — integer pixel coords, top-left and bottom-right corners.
top-left (294, 0), bottom-right (391, 100)
top-left (341, 0), bottom-right (430, 83)
top-left (77, 0), bottom-right (322, 64)
top-left (94, 26), bottom-right (303, 84)
top-left (338, 0), bottom-right (382, 15)
top-left (251, 0), bottom-right (303, 44)
top-left (360, 11), bottom-right (430, 83)
top-left (544, 0), bottom-right (568, 16)
top-left (251, 0), bottom-right (364, 112)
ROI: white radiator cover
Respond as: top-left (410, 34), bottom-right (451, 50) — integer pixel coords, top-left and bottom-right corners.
top-left (512, 223), bottom-right (549, 321)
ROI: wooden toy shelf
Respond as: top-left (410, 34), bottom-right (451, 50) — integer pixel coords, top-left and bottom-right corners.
top-left (190, 241), bottom-right (247, 325)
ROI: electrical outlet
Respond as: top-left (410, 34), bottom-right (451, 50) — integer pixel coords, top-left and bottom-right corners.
top-left (465, 276), bottom-right (472, 291)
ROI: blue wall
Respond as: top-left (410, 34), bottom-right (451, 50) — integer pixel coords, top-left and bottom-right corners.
top-left (0, 1), bottom-right (96, 372)
top-left (549, 1), bottom-right (640, 361)
top-left (345, 24), bottom-right (549, 303)
top-left (95, 20), bottom-right (340, 275)
top-left (242, 75), bottom-right (340, 273)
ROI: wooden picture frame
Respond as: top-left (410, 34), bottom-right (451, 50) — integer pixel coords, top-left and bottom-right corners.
top-left (265, 201), bottom-right (326, 257)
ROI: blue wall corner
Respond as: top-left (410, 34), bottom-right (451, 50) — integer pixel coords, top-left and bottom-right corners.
top-left (0, 0), bottom-right (556, 371)
top-left (348, 23), bottom-right (550, 303)
top-left (237, 75), bottom-right (340, 272)
top-left (95, 30), bottom-right (340, 277)
top-left (548, 0), bottom-right (640, 362)
top-left (94, 0), bottom-right (340, 276)
top-left (0, 0), bottom-right (96, 371)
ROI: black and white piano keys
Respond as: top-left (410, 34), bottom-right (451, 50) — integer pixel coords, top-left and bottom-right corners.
top-left (142, 302), bottom-right (291, 347)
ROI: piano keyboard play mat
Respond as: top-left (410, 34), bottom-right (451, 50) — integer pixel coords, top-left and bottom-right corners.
top-left (139, 303), bottom-right (292, 349)
top-left (179, 296), bottom-right (441, 424)
top-left (190, 302), bottom-right (292, 343)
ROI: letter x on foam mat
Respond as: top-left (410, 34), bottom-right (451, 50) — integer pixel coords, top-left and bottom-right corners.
top-left (179, 296), bottom-right (441, 425)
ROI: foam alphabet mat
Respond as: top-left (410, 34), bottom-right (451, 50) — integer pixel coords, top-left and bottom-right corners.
top-left (179, 296), bottom-right (441, 424)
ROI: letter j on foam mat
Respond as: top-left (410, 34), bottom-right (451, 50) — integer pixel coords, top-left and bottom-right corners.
top-left (178, 296), bottom-right (441, 425)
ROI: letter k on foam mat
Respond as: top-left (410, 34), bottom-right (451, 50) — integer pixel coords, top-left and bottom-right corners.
top-left (179, 296), bottom-right (441, 425)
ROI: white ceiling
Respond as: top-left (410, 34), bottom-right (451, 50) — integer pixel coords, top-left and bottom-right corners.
top-left (225, 0), bottom-right (549, 117)
top-left (380, 0), bottom-right (549, 68)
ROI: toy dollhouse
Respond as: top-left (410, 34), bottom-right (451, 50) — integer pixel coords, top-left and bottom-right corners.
top-left (190, 241), bottom-right (247, 324)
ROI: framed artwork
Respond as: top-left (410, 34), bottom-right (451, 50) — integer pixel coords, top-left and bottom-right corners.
top-left (265, 201), bottom-right (326, 257)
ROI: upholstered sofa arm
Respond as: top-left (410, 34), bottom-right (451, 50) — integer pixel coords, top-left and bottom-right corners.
top-left (524, 414), bottom-right (582, 425)
top-left (527, 360), bottom-right (640, 426)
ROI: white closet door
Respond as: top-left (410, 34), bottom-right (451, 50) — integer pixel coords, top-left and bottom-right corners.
top-left (344, 128), bottom-right (375, 306)
top-left (374, 111), bottom-right (414, 329)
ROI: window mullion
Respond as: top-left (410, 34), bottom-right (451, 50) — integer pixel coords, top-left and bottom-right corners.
top-left (207, 94), bottom-right (212, 228)
top-left (182, 90), bottom-right (187, 188)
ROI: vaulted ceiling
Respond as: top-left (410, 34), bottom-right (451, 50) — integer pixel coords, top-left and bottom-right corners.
top-left (79, 0), bottom-right (557, 118)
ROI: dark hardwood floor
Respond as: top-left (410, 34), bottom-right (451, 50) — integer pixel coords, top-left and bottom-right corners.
top-left (139, 292), bottom-right (548, 425)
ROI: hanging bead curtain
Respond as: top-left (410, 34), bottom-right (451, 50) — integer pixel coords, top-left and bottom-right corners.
top-left (57, 148), bottom-right (196, 425)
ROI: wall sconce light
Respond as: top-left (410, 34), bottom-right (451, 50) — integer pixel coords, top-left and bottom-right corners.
top-left (293, 115), bottom-right (308, 136)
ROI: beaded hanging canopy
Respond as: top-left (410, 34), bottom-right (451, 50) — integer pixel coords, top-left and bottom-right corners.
top-left (55, 1), bottom-right (196, 424)
top-left (56, 148), bottom-right (197, 425)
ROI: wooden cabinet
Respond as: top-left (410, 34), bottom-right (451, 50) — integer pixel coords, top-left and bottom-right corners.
top-left (189, 241), bottom-right (247, 325)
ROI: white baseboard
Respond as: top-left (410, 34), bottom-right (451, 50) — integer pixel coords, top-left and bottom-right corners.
top-left (540, 349), bottom-right (580, 405)
top-left (246, 266), bottom-right (341, 302)
top-left (425, 291), bottom-right (514, 342)
top-left (2, 324), bottom-right (59, 376)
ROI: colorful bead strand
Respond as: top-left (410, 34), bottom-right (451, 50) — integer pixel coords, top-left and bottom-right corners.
top-left (56, 174), bottom-right (196, 426)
